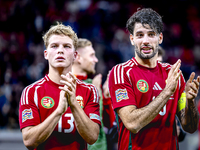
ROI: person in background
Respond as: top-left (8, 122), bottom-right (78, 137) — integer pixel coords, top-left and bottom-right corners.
top-left (108, 8), bottom-right (200, 150)
top-left (158, 46), bottom-right (186, 142)
top-left (19, 23), bottom-right (100, 150)
top-left (72, 38), bottom-right (117, 150)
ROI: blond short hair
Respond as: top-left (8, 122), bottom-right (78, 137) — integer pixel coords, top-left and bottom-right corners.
top-left (42, 22), bottom-right (78, 50)
top-left (77, 38), bottom-right (92, 49)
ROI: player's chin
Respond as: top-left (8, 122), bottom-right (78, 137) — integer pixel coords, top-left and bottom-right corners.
top-left (54, 63), bottom-right (68, 68)
top-left (143, 53), bottom-right (156, 59)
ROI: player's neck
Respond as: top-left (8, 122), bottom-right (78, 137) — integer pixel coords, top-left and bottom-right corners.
top-left (135, 56), bottom-right (157, 68)
top-left (48, 67), bottom-right (72, 84)
top-left (72, 65), bottom-right (87, 76)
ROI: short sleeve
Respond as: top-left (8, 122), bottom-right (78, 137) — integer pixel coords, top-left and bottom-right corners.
top-left (19, 86), bottom-right (41, 130)
top-left (108, 65), bottom-right (136, 110)
top-left (83, 85), bottom-right (101, 126)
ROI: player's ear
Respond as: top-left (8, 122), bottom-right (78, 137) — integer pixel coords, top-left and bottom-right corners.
top-left (75, 52), bottom-right (82, 64)
top-left (73, 51), bottom-right (78, 61)
top-left (159, 33), bottom-right (163, 44)
top-left (130, 34), bottom-right (134, 45)
top-left (44, 50), bottom-right (48, 60)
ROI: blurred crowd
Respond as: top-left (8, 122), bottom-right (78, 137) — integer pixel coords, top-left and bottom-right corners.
top-left (0, 0), bottom-right (200, 129)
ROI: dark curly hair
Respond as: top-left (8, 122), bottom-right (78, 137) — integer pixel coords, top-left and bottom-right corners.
top-left (126, 8), bottom-right (163, 35)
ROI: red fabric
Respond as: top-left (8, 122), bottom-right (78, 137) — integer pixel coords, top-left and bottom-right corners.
top-left (75, 75), bottom-right (116, 130)
top-left (75, 74), bottom-right (88, 81)
top-left (109, 58), bottom-right (185, 150)
top-left (19, 75), bottom-right (100, 150)
top-left (102, 95), bottom-right (116, 129)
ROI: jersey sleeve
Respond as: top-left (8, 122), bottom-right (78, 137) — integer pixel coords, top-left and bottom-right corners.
top-left (19, 85), bottom-right (41, 130)
top-left (108, 65), bottom-right (136, 110)
top-left (83, 84), bottom-right (101, 126)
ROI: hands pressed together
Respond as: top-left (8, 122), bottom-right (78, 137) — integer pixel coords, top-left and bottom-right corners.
top-left (57, 72), bottom-right (77, 114)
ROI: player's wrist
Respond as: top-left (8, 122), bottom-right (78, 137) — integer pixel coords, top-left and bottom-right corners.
top-left (162, 86), bottom-right (175, 98)
top-left (55, 108), bottom-right (65, 116)
top-left (68, 98), bottom-right (79, 108)
top-left (187, 98), bottom-right (196, 105)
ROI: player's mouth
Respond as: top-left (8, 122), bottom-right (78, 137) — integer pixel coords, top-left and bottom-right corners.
top-left (141, 47), bottom-right (153, 54)
top-left (56, 56), bottom-right (65, 61)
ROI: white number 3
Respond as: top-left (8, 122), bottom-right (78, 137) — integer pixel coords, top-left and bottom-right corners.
top-left (58, 113), bottom-right (74, 133)
top-left (152, 96), bottom-right (166, 116)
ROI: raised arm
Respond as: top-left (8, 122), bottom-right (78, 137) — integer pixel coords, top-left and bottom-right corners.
top-left (177, 72), bottom-right (200, 133)
top-left (59, 72), bottom-right (100, 144)
top-left (117, 59), bottom-right (182, 134)
top-left (22, 90), bottom-right (68, 150)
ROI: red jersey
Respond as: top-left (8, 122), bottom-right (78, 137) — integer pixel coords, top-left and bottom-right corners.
top-left (19, 75), bottom-right (101, 150)
top-left (108, 58), bottom-right (185, 150)
top-left (75, 74), bottom-right (116, 129)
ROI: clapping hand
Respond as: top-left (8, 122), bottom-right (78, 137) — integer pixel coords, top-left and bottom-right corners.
top-left (165, 59), bottom-right (182, 94)
top-left (185, 72), bottom-right (200, 101)
top-left (59, 72), bottom-right (77, 106)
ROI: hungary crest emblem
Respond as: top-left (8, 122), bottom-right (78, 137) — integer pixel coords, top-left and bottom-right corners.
top-left (41, 97), bottom-right (55, 109)
top-left (76, 95), bottom-right (84, 108)
top-left (137, 80), bottom-right (149, 93)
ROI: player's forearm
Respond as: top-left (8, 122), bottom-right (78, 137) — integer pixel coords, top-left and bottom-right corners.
top-left (134, 82), bottom-right (180, 131)
top-left (22, 109), bottom-right (62, 149)
top-left (121, 87), bottom-right (172, 134)
top-left (70, 102), bottom-right (99, 144)
top-left (179, 99), bottom-right (199, 133)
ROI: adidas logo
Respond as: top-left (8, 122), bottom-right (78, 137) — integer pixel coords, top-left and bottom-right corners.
top-left (153, 82), bottom-right (162, 90)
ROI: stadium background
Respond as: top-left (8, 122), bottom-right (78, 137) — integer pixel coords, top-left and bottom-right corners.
top-left (0, 0), bottom-right (199, 149)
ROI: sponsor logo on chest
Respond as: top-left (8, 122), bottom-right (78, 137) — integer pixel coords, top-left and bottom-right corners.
top-left (153, 82), bottom-right (162, 90)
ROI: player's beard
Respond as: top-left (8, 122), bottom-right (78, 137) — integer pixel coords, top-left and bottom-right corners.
top-left (135, 44), bottom-right (159, 59)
